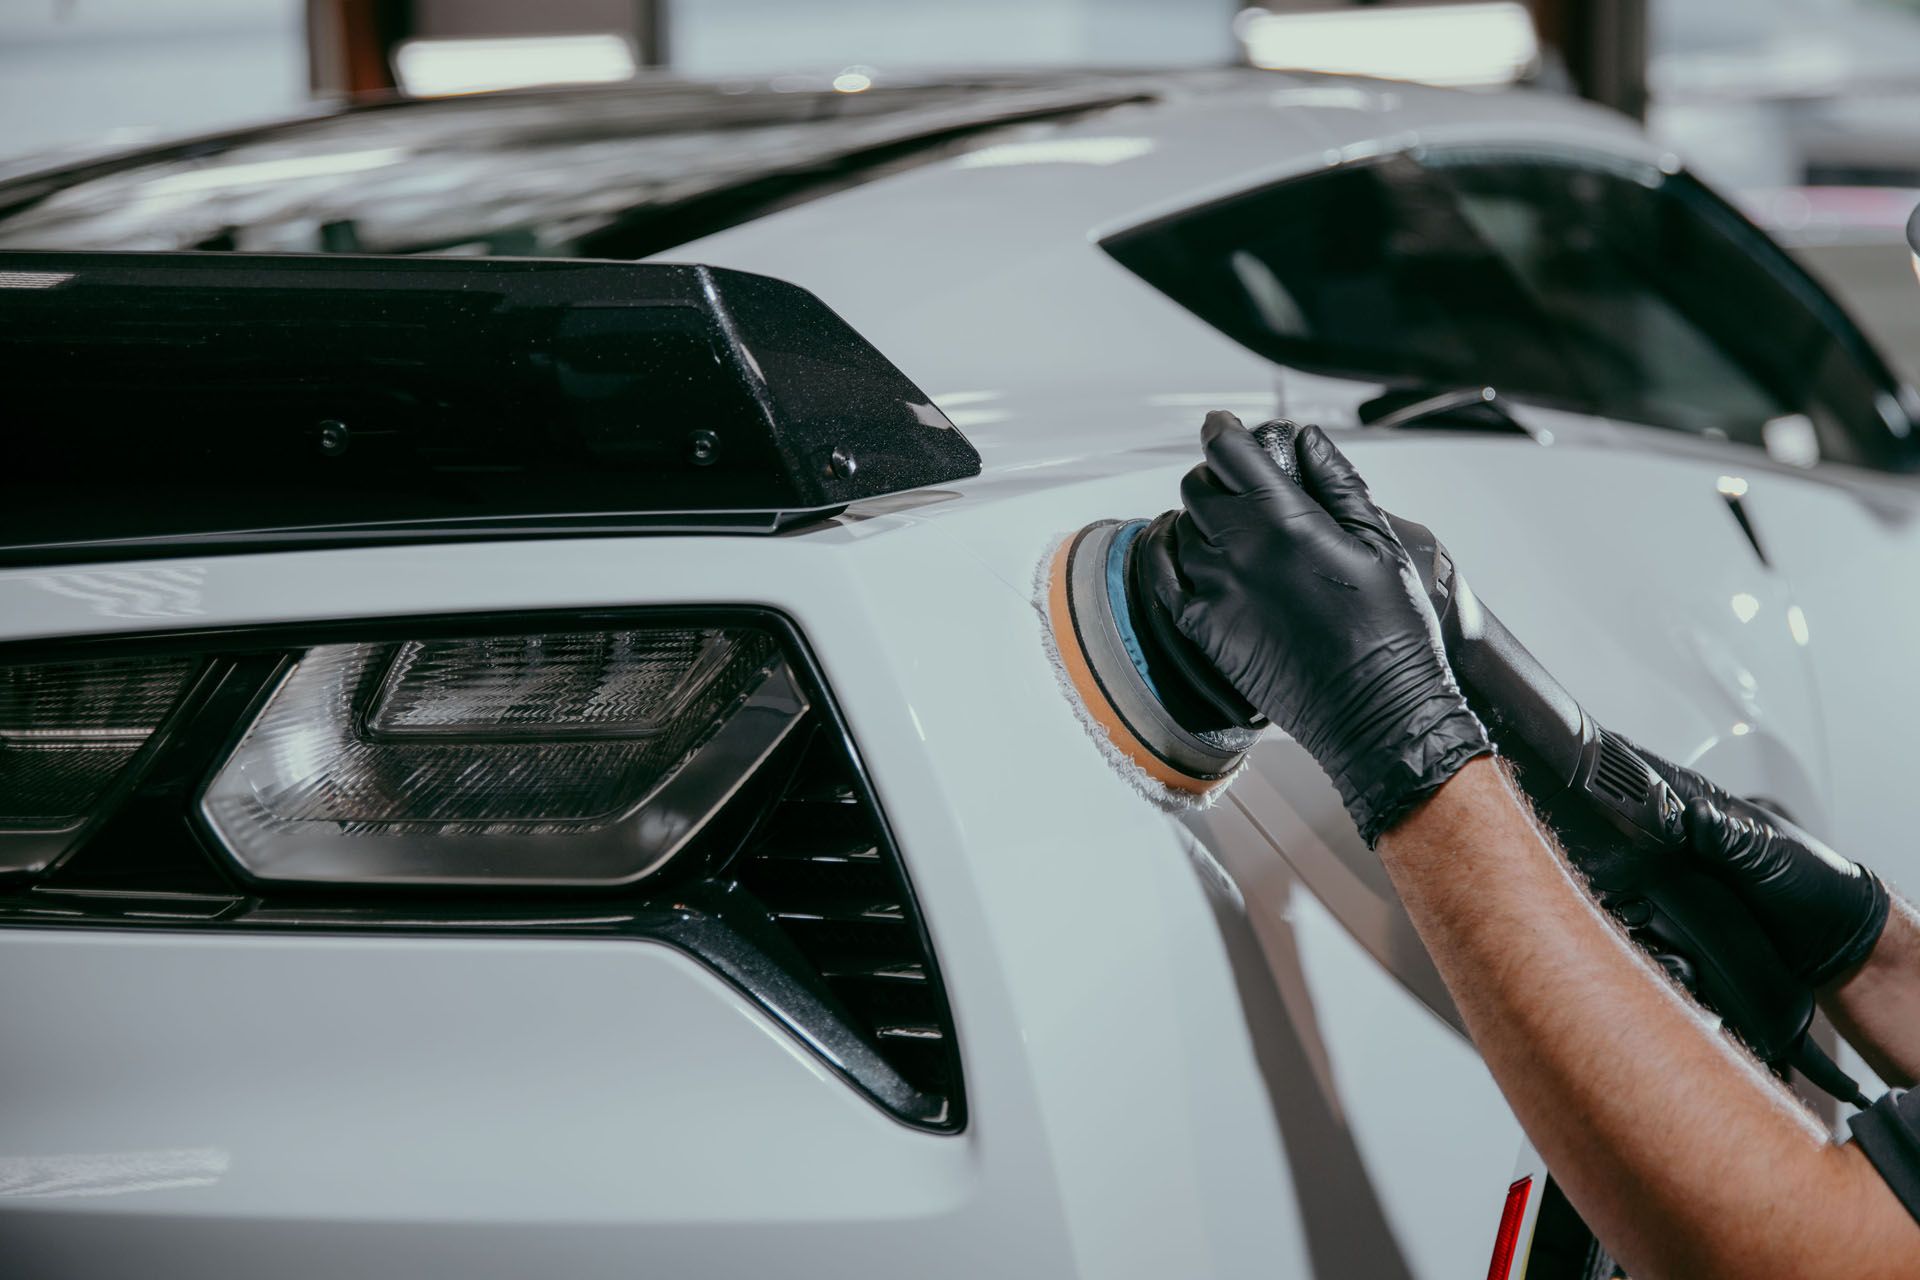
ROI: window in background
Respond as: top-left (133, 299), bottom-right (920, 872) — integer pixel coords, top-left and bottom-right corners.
top-left (0, 0), bottom-right (306, 168)
top-left (1437, 157), bottom-right (1792, 443)
top-left (1105, 151), bottom-right (1915, 471)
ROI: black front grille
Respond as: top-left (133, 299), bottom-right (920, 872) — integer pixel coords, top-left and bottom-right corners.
top-left (0, 609), bottom-right (963, 1132)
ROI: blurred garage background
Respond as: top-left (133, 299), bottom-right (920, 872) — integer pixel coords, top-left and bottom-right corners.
top-left (4, 0), bottom-right (1916, 376)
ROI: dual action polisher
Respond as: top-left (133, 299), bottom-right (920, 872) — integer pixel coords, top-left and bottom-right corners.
top-left (1041, 419), bottom-right (1863, 1100)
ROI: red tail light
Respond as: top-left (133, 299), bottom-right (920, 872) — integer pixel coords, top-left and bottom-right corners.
top-left (1486, 1175), bottom-right (1534, 1280)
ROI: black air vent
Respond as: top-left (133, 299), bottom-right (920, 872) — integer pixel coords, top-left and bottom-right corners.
top-left (1593, 731), bottom-right (1652, 808)
top-left (732, 729), bottom-right (957, 1105)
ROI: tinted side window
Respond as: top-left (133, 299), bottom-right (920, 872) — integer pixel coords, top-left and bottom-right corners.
top-left (1105, 152), bottom-right (1915, 471)
top-left (1440, 160), bottom-right (1787, 441)
top-left (1435, 157), bottom-right (1907, 469)
top-left (1104, 155), bottom-right (1593, 403)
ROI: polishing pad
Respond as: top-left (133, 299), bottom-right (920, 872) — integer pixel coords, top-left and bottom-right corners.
top-left (1039, 518), bottom-right (1258, 809)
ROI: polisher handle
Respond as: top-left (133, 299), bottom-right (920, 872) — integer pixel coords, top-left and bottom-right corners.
top-left (1249, 420), bottom-right (1304, 484)
top-left (1386, 511), bottom-right (1824, 1077)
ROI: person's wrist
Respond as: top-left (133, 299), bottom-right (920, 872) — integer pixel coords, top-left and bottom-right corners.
top-left (1349, 727), bottom-right (1493, 845)
top-left (1376, 752), bottom-right (1510, 852)
top-left (1335, 690), bottom-right (1491, 846)
top-left (1813, 868), bottom-right (1894, 991)
top-left (1825, 890), bottom-right (1915, 1012)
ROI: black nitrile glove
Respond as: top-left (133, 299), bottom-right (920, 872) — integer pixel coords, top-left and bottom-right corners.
top-left (1632, 744), bottom-right (1890, 987)
top-left (1141, 412), bottom-right (1491, 845)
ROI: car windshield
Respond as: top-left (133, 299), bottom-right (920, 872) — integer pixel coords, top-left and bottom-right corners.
top-left (0, 78), bottom-right (1145, 258)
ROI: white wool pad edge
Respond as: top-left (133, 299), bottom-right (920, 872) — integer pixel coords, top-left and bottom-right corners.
top-left (1031, 532), bottom-right (1243, 814)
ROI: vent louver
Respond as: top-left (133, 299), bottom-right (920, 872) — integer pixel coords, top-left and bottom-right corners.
top-left (1592, 731), bottom-right (1653, 808)
top-left (733, 729), bottom-right (958, 1106)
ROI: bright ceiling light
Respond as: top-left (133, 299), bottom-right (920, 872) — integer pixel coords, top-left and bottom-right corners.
top-left (395, 34), bottom-right (636, 98)
top-left (1238, 2), bottom-right (1539, 89)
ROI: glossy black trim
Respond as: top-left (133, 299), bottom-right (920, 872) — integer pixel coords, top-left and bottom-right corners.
top-left (1358, 384), bottom-right (1533, 438)
top-left (29, 653), bottom-right (287, 893)
top-left (0, 607), bottom-right (965, 1133)
top-left (1520, 1174), bottom-right (1617, 1279)
top-left (0, 253), bottom-right (981, 565)
top-left (1722, 491), bottom-right (1770, 566)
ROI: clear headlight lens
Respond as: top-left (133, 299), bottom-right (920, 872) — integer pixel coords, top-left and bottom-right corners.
top-left (365, 630), bottom-right (744, 740)
top-left (200, 626), bottom-right (808, 887)
top-left (0, 656), bottom-right (196, 874)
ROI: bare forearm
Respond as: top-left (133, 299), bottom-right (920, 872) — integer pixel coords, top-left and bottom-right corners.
top-left (1377, 757), bottom-right (1916, 1279)
top-left (1825, 894), bottom-right (1920, 1088)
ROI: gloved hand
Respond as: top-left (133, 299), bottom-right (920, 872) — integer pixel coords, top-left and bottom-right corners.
top-left (1633, 743), bottom-right (1890, 988)
top-left (1140, 411), bottom-right (1491, 844)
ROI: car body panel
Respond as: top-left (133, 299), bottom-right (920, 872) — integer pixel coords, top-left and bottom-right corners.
top-left (0, 931), bottom-right (971, 1222)
top-left (1718, 465), bottom-right (1920, 882)
top-left (0, 527), bottom-right (1311, 1277)
top-left (0, 415), bottom-right (1835, 1276)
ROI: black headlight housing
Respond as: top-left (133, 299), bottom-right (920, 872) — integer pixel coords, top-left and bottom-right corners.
top-left (0, 609), bottom-right (962, 1132)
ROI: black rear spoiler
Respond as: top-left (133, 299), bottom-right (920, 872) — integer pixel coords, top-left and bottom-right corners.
top-left (0, 252), bottom-right (980, 564)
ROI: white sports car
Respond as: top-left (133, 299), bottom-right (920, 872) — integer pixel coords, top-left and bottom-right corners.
top-left (2, 70), bottom-right (1917, 1279)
